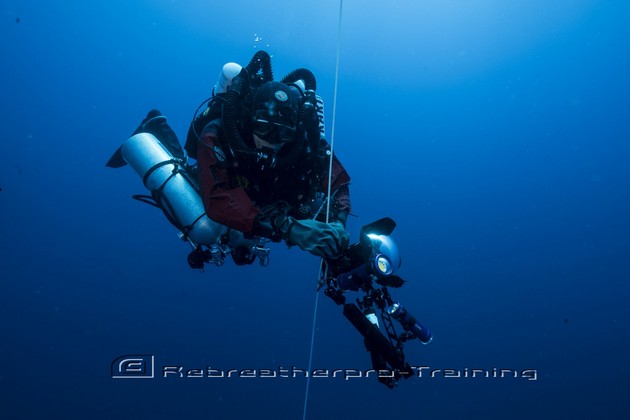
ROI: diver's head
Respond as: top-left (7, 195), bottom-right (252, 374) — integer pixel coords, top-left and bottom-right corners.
top-left (251, 81), bottom-right (301, 151)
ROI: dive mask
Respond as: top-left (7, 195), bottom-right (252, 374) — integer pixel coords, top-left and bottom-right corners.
top-left (253, 110), bottom-right (297, 144)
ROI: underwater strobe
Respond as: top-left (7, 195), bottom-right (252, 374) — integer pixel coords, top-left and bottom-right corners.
top-left (324, 217), bottom-right (432, 388)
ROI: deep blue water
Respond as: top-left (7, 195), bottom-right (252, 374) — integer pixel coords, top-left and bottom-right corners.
top-left (1, 1), bottom-right (629, 419)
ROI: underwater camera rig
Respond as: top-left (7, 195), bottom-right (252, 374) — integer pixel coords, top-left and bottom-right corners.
top-left (323, 217), bottom-right (432, 388)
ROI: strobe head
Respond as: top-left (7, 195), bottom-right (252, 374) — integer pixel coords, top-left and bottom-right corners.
top-left (366, 233), bottom-right (401, 277)
top-left (387, 302), bottom-right (433, 344)
top-left (335, 218), bottom-right (402, 291)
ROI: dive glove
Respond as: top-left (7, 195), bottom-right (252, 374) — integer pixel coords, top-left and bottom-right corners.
top-left (252, 203), bottom-right (349, 258)
top-left (285, 219), bottom-right (349, 259)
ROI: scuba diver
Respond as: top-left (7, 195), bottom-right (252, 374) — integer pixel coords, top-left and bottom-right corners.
top-left (107, 50), bottom-right (351, 267)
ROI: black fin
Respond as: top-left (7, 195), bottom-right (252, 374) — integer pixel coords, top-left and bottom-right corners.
top-left (137, 109), bottom-right (184, 160)
top-left (106, 146), bottom-right (126, 168)
top-left (105, 109), bottom-right (184, 168)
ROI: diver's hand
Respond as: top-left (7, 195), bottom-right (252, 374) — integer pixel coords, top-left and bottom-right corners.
top-left (286, 219), bottom-right (349, 259)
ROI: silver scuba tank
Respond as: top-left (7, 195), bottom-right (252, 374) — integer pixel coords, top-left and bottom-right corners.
top-left (120, 132), bottom-right (225, 246)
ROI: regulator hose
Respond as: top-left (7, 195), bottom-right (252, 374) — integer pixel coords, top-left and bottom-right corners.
top-left (246, 50), bottom-right (273, 85)
top-left (223, 87), bottom-right (251, 155)
top-left (281, 68), bottom-right (317, 91)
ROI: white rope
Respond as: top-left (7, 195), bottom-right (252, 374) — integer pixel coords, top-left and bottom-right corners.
top-left (302, 1), bottom-right (344, 419)
top-left (325, 0), bottom-right (343, 224)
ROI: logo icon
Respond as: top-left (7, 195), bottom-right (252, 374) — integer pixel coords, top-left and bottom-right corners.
top-left (111, 355), bottom-right (155, 379)
top-left (274, 90), bottom-right (288, 102)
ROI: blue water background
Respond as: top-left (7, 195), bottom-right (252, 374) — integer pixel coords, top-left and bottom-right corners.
top-left (1, 0), bottom-right (629, 418)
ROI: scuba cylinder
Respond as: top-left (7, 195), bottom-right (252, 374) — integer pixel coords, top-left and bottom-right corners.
top-left (214, 62), bottom-right (243, 95)
top-left (120, 132), bottom-right (225, 246)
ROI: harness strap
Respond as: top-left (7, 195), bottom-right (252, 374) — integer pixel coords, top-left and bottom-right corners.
top-left (142, 158), bottom-right (182, 188)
